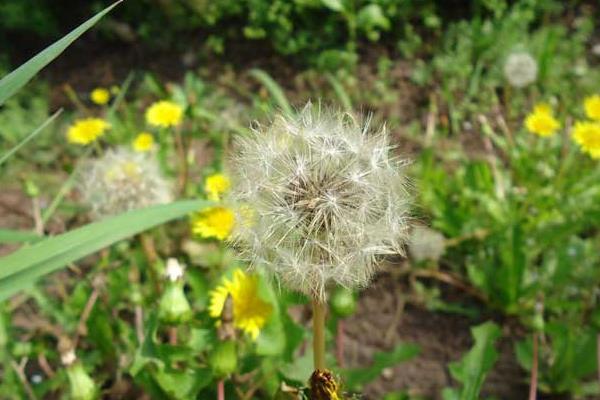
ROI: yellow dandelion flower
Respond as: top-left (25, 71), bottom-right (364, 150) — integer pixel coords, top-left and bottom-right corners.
top-left (145, 100), bottom-right (183, 128)
top-left (584, 95), bottom-right (600, 121)
top-left (90, 87), bottom-right (110, 105)
top-left (209, 269), bottom-right (272, 339)
top-left (205, 173), bottom-right (231, 201)
top-left (524, 104), bottom-right (560, 137)
top-left (533, 102), bottom-right (552, 114)
top-left (66, 118), bottom-right (110, 145)
top-left (132, 132), bottom-right (155, 152)
top-left (572, 121), bottom-right (600, 159)
top-left (191, 206), bottom-right (235, 240)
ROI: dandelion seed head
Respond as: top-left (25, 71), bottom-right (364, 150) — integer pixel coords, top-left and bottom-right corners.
top-left (228, 103), bottom-right (411, 300)
top-left (78, 148), bottom-right (172, 219)
top-left (504, 51), bottom-right (538, 88)
top-left (408, 225), bottom-right (446, 263)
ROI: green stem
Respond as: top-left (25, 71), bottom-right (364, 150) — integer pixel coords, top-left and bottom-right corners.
top-left (312, 298), bottom-right (326, 371)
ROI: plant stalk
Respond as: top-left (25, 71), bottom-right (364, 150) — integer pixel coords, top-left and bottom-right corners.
top-left (312, 298), bottom-right (326, 371)
top-left (217, 379), bottom-right (225, 400)
top-left (336, 319), bottom-right (345, 368)
top-left (528, 332), bottom-right (538, 400)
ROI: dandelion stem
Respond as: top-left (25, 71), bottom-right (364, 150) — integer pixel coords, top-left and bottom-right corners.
top-left (528, 332), bottom-right (539, 400)
top-left (312, 298), bottom-right (327, 371)
top-left (217, 379), bottom-right (225, 400)
top-left (597, 333), bottom-right (600, 386)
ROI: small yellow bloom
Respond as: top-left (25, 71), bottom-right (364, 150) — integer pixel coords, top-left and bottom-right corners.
top-left (209, 269), bottom-right (272, 339)
top-left (572, 121), bottom-right (600, 159)
top-left (145, 100), bottom-right (183, 128)
top-left (584, 95), bottom-right (600, 121)
top-left (204, 173), bottom-right (231, 201)
top-left (67, 118), bottom-right (110, 145)
top-left (191, 206), bottom-right (235, 240)
top-left (90, 87), bottom-right (110, 105)
top-left (533, 102), bottom-right (552, 114)
top-left (524, 104), bottom-right (560, 137)
top-left (132, 132), bottom-right (155, 152)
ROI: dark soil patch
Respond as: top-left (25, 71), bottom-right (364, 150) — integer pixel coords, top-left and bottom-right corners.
top-left (343, 274), bottom-right (530, 399)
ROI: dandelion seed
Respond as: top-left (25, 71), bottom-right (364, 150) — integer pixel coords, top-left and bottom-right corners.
top-left (228, 103), bottom-right (411, 301)
top-left (66, 118), bottom-right (110, 145)
top-left (78, 148), bottom-right (172, 219)
top-left (204, 173), bottom-right (231, 201)
top-left (145, 100), bottom-right (183, 128)
top-left (572, 121), bottom-right (600, 159)
top-left (524, 103), bottom-right (560, 137)
top-left (504, 52), bottom-right (538, 88)
top-left (132, 132), bottom-right (155, 152)
top-left (209, 269), bottom-right (272, 339)
top-left (90, 87), bottom-right (110, 105)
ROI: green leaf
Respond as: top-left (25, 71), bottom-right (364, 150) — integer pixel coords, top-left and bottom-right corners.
top-left (326, 73), bottom-right (352, 112)
top-left (0, 1), bottom-right (121, 106)
top-left (321, 0), bottom-right (344, 12)
top-left (256, 274), bottom-right (286, 356)
top-left (343, 343), bottom-right (420, 390)
top-left (154, 368), bottom-right (212, 400)
top-left (0, 109), bottom-right (62, 166)
top-left (0, 200), bottom-right (210, 301)
top-left (249, 69), bottom-right (293, 116)
top-left (447, 321), bottom-right (501, 400)
top-left (0, 229), bottom-right (43, 244)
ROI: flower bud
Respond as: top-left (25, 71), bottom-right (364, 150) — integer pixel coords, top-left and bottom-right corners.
top-left (158, 283), bottom-right (192, 324)
top-left (209, 340), bottom-right (238, 378)
top-left (330, 287), bottom-right (356, 318)
top-left (66, 362), bottom-right (98, 400)
top-left (310, 369), bottom-right (341, 400)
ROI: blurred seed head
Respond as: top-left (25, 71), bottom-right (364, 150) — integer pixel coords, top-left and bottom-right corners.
top-left (78, 148), bottom-right (172, 219)
top-left (408, 225), bottom-right (446, 263)
top-left (503, 52), bottom-right (538, 88)
top-left (228, 103), bottom-right (411, 301)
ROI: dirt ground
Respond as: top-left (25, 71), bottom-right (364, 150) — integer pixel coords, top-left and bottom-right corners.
top-left (343, 274), bottom-right (530, 399)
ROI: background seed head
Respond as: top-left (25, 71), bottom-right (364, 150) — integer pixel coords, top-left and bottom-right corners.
top-left (228, 103), bottom-right (411, 300)
top-left (503, 51), bottom-right (538, 88)
top-left (408, 225), bottom-right (446, 263)
top-left (78, 147), bottom-right (172, 219)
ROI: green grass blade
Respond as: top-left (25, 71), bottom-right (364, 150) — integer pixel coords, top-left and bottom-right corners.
top-left (0, 199), bottom-right (209, 301)
top-left (249, 69), bottom-right (292, 116)
top-left (0, 1), bottom-right (122, 106)
top-left (326, 73), bottom-right (353, 112)
top-left (0, 109), bottom-right (62, 166)
top-left (41, 147), bottom-right (93, 224)
top-left (0, 229), bottom-right (43, 244)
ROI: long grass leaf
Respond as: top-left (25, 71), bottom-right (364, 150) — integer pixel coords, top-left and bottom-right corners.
top-left (0, 110), bottom-right (62, 166)
top-left (0, 230), bottom-right (43, 245)
top-left (0, 1), bottom-right (121, 106)
top-left (326, 73), bottom-right (353, 112)
top-left (0, 200), bottom-right (209, 300)
top-left (249, 69), bottom-right (292, 116)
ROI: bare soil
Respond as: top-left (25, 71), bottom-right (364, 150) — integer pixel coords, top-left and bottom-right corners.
top-left (343, 274), bottom-right (530, 399)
